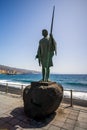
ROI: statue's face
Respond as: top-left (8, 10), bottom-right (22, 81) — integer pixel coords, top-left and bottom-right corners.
top-left (42, 30), bottom-right (48, 37)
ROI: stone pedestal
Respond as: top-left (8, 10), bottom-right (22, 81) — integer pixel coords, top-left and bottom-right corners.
top-left (23, 81), bottom-right (63, 119)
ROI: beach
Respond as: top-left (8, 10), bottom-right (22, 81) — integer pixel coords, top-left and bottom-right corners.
top-left (0, 83), bottom-right (87, 107)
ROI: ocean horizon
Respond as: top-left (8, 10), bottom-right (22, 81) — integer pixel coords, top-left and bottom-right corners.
top-left (0, 73), bottom-right (87, 100)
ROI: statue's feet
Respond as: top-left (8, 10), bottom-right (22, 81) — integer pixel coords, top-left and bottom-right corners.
top-left (48, 80), bottom-right (51, 82)
top-left (39, 79), bottom-right (51, 82)
top-left (46, 79), bottom-right (51, 82)
top-left (39, 79), bottom-right (44, 82)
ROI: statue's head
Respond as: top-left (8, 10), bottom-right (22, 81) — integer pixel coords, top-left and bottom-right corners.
top-left (42, 29), bottom-right (48, 37)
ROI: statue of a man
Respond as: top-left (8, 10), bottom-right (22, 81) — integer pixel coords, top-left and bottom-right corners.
top-left (36, 29), bottom-right (57, 82)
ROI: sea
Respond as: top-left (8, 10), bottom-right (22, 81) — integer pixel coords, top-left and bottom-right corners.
top-left (0, 74), bottom-right (87, 100)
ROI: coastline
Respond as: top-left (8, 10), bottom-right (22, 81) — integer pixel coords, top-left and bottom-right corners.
top-left (0, 84), bottom-right (87, 107)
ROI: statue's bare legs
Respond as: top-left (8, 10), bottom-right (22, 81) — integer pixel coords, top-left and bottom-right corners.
top-left (42, 67), bottom-right (45, 81)
top-left (42, 67), bottom-right (50, 82)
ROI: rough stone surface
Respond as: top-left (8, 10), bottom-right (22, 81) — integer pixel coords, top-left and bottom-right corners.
top-left (23, 82), bottom-right (63, 119)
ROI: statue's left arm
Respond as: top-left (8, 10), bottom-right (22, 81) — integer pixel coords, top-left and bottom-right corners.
top-left (53, 38), bottom-right (57, 55)
top-left (50, 34), bottom-right (57, 55)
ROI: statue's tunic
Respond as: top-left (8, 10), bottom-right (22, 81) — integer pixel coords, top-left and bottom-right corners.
top-left (36, 37), bottom-right (56, 68)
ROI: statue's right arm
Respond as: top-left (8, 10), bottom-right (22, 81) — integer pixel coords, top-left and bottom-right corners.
top-left (35, 54), bottom-right (38, 59)
top-left (35, 42), bottom-right (40, 59)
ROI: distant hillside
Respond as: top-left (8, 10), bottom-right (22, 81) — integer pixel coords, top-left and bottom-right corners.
top-left (0, 65), bottom-right (39, 74)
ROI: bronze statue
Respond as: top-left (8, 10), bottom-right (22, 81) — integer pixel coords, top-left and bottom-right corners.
top-left (36, 6), bottom-right (57, 82)
top-left (36, 30), bottom-right (57, 81)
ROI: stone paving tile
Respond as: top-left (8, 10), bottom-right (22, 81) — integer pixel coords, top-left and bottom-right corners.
top-left (74, 126), bottom-right (87, 130)
top-left (75, 121), bottom-right (87, 129)
top-left (78, 117), bottom-right (87, 123)
top-left (54, 115), bottom-right (67, 122)
top-left (76, 114), bottom-right (87, 123)
top-left (31, 128), bottom-right (46, 130)
top-left (51, 120), bottom-right (64, 128)
top-left (42, 123), bottom-right (50, 129)
top-left (70, 111), bottom-right (79, 116)
top-left (62, 122), bottom-right (75, 130)
top-left (48, 124), bottom-right (61, 130)
top-left (65, 118), bottom-right (76, 126)
top-left (54, 110), bottom-right (68, 124)
top-left (8, 117), bottom-right (21, 127)
top-left (0, 109), bottom-right (9, 115)
top-left (0, 119), bottom-right (4, 126)
top-left (79, 112), bottom-right (87, 119)
top-left (60, 128), bottom-right (67, 130)
top-left (67, 113), bottom-right (78, 120)
top-left (0, 122), bottom-right (15, 130)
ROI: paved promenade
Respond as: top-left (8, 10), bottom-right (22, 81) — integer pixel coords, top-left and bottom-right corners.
top-left (0, 92), bottom-right (87, 130)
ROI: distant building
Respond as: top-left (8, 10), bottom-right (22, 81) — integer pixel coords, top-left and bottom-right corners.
top-left (0, 69), bottom-right (7, 74)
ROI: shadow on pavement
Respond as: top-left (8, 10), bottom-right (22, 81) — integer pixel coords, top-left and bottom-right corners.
top-left (0, 107), bottom-right (56, 130)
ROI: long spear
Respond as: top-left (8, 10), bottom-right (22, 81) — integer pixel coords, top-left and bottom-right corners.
top-left (46, 6), bottom-right (56, 80)
top-left (50, 6), bottom-right (57, 55)
top-left (50, 6), bottom-right (55, 35)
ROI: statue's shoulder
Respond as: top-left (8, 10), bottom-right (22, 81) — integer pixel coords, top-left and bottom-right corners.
top-left (39, 38), bottom-right (44, 42)
top-left (39, 38), bottom-right (49, 43)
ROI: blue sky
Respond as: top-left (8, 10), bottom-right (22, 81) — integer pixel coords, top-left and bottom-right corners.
top-left (0, 0), bottom-right (87, 74)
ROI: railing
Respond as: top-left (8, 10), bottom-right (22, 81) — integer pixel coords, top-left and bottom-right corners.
top-left (0, 82), bottom-right (25, 96)
top-left (64, 89), bottom-right (87, 107)
top-left (64, 90), bottom-right (73, 107)
top-left (0, 82), bottom-right (87, 107)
